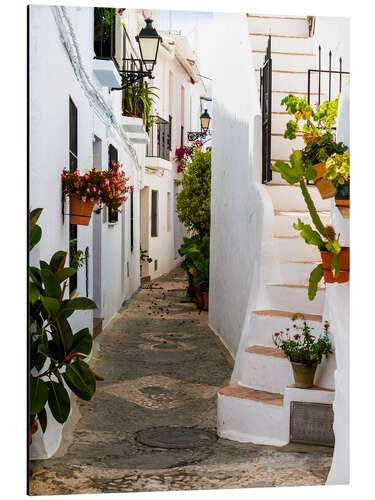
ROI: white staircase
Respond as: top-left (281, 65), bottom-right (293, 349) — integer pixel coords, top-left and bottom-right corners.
top-left (217, 14), bottom-right (335, 446)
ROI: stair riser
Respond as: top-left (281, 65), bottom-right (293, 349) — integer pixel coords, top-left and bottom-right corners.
top-left (253, 52), bottom-right (317, 72)
top-left (273, 212), bottom-right (330, 237)
top-left (271, 135), bottom-right (305, 161)
top-left (274, 237), bottom-right (321, 262)
top-left (247, 17), bottom-right (309, 37)
top-left (266, 285), bottom-right (325, 314)
top-left (217, 392), bottom-right (288, 445)
top-left (255, 72), bottom-right (320, 97)
top-left (277, 262), bottom-right (321, 286)
top-left (266, 185), bottom-right (332, 212)
top-left (267, 91), bottom-right (328, 113)
top-left (240, 354), bottom-right (294, 394)
top-left (246, 313), bottom-right (322, 348)
top-left (250, 34), bottom-right (313, 54)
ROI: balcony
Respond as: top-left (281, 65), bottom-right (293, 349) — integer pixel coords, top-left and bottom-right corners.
top-left (146, 117), bottom-right (171, 170)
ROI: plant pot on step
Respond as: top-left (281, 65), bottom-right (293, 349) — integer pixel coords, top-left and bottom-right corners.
top-left (291, 361), bottom-right (318, 388)
top-left (201, 290), bottom-right (209, 311)
top-left (195, 290), bottom-right (203, 310)
top-left (70, 198), bottom-right (95, 226)
top-left (320, 247), bottom-right (350, 283)
top-left (335, 183), bottom-right (350, 219)
top-left (313, 162), bottom-right (337, 199)
top-left (29, 420), bottom-right (38, 444)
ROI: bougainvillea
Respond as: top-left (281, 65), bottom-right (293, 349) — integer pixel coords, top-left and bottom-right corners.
top-left (175, 140), bottom-right (204, 172)
top-left (62, 162), bottom-right (134, 213)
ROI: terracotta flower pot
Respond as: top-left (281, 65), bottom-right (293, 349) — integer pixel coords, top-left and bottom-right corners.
top-left (70, 198), bottom-right (94, 226)
top-left (313, 162), bottom-right (336, 200)
top-left (201, 291), bottom-right (209, 311)
top-left (335, 183), bottom-right (350, 218)
top-left (320, 247), bottom-right (350, 283)
top-left (291, 361), bottom-right (318, 388)
top-left (195, 291), bottom-right (203, 310)
top-left (29, 420), bottom-right (38, 444)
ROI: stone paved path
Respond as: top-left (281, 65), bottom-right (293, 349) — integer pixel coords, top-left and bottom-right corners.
top-left (29, 266), bottom-right (333, 495)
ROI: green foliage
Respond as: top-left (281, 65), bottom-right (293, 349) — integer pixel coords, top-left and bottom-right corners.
top-left (29, 209), bottom-right (100, 433)
top-left (273, 320), bottom-right (333, 364)
top-left (69, 239), bottom-right (85, 270)
top-left (281, 94), bottom-right (339, 142)
top-left (302, 133), bottom-right (348, 165)
top-left (140, 247), bottom-right (152, 263)
top-left (29, 208), bottom-right (43, 251)
top-left (323, 152), bottom-right (350, 188)
top-left (122, 80), bottom-right (159, 133)
top-left (308, 264), bottom-right (324, 301)
top-left (175, 148), bottom-right (211, 237)
top-left (179, 235), bottom-right (210, 295)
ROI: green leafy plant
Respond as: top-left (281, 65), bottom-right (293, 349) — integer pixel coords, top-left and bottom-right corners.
top-left (69, 239), bottom-right (86, 270)
top-left (29, 209), bottom-right (102, 435)
top-left (281, 94), bottom-right (339, 143)
top-left (273, 150), bottom-right (342, 300)
top-left (179, 235), bottom-right (210, 298)
top-left (302, 133), bottom-right (348, 166)
top-left (122, 80), bottom-right (159, 133)
top-left (175, 148), bottom-right (211, 237)
top-left (273, 319), bottom-right (333, 364)
top-left (323, 152), bottom-right (350, 188)
top-left (140, 247), bottom-right (152, 263)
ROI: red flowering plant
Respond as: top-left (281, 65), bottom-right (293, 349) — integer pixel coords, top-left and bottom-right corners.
top-left (62, 162), bottom-right (134, 214)
top-left (174, 140), bottom-right (203, 173)
top-left (272, 317), bottom-right (333, 365)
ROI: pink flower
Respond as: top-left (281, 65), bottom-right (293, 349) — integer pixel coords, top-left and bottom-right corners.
top-left (86, 188), bottom-right (90, 193)
top-left (286, 328), bottom-right (290, 331)
top-left (294, 334), bottom-right (301, 340)
top-left (81, 196), bottom-right (87, 202)
top-left (90, 197), bottom-right (94, 202)
top-left (293, 324), bottom-right (297, 328)
top-left (274, 332), bottom-right (280, 337)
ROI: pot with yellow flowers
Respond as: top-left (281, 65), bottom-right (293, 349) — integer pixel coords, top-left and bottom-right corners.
top-left (324, 151), bottom-right (350, 218)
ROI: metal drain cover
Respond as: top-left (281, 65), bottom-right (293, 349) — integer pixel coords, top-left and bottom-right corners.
top-left (136, 427), bottom-right (217, 449)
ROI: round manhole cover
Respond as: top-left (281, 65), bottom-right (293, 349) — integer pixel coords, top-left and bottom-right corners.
top-left (136, 427), bottom-right (217, 449)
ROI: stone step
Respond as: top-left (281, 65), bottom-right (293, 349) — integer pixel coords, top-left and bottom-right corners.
top-left (245, 309), bottom-right (322, 348)
top-left (273, 210), bottom-right (331, 237)
top-left (273, 236), bottom-right (321, 262)
top-left (240, 345), bottom-right (294, 394)
top-left (277, 261), bottom-right (322, 286)
top-left (217, 382), bottom-right (288, 445)
top-left (247, 15), bottom-right (309, 37)
top-left (265, 283), bottom-right (325, 315)
top-left (253, 51), bottom-right (317, 72)
top-left (266, 185), bottom-right (331, 212)
top-left (255, 71), bottom-right (319, 97)
top-left (270, 134), bottom-right (305, 162)
top-left (249, 32), bottom-right (313, 53)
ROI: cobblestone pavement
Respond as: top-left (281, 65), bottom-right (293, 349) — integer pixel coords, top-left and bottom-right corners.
top-left (29, 266), bottom-right (333, 495)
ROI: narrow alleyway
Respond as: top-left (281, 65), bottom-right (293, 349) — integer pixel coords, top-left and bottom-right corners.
top-left (30, 266), bottom-right (333, 495)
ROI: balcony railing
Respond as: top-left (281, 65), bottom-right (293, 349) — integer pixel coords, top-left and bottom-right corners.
top-left (147, 117), bottom-right (171, 161)
top-left (94, 7), bottom-right (116, 60)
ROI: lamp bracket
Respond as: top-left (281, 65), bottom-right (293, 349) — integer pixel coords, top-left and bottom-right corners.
top-left (187, 130), bottom-right (211, 142)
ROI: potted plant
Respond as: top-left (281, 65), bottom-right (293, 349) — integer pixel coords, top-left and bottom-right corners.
top-left (272, 318), bottom-right (333, 388)
top-left (324, 151), bottom-right (350, 218)
top-left (62, 163), bottom-right (133, 225)
top-left (280, 95), bottom-right (347, 199)
top-left (140, 247), bottom-right (152, 276)
top-left (273, 150), bottom-right (349, 300)
top-left (29, 208), bottom-right (103, 442)
top-left (122, 80), bottom-right (159, 133)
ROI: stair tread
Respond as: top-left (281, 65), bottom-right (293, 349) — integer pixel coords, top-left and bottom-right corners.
top-left (287, 384), bottom-right (335, 392)
top-left (250, 33), bottom-right (309, 40)
top-left (245, 345), bottom-right (286, 359)
top-left (253, 310), bottom-right (322, 322)
top-left (219, 382), bottom-right (284, 407)
top-left (274, 210), bottom-right (330, 216)
top-left (267, 283), bottom-right (325, 290)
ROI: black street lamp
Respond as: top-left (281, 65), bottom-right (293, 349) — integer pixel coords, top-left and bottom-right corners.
top-left (112, 18), bottom-right (162, 90)
top-left (187, 109), bottom-right (211, 142)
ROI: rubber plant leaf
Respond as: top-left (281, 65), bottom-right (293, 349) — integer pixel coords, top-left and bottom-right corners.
top-left (47, 381), bottom-right (71, 424)
top-left (30, 376), bottom-right (49, 416)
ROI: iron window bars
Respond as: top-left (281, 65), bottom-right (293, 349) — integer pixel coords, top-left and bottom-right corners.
top-left (146, 117), bottom-right (171, 161)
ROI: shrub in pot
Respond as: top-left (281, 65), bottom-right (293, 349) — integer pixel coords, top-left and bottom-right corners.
top-left (273, 318), bottom-right (333, 388)
top-left (62, 163), bottom-right (133, 225)
top-left (324, 151), bottom-right (350, 218)
top-left (273, 150), bottom-right (349, 300)
top-left (179, 235), bottom-right (210, 309)
top-left (29, 209), bottom-right (102, 440)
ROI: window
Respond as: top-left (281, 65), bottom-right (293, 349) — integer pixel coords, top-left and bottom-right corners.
top-left (168, 115), bottom-right (172, 151)
top-left (167, 192), bottom-right (171, 232)
top-left (93, 7), bottom-right (115, 59)
top-left (151, 190), bottom-right (158, 237)
top-left (108, 144), bottom-right (118, 223)
top-left (130, 189), bottom-right (134, 252)
top-left (180, 125), bottom-right (184, 148)
top-left (69, 97), bottom-right (78, 294)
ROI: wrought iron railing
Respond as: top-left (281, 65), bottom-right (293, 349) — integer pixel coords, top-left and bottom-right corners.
top-left (147, 117), bottom-right (171, 161)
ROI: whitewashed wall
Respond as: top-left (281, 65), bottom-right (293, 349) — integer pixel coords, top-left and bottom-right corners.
top-left (209, 12), bottom-right (274, 357)
top-left (29, 5), bottom-right (144, 458)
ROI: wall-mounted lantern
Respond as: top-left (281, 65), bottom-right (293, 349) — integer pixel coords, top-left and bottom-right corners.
top-left (187, 109), bottom-right (211, 142)
top-left (112, 18), bottom-right (162, 90)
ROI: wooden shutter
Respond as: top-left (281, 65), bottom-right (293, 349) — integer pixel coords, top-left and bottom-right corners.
top-left (69, 97), bottom-right (78, 294)
top-left (151, 190), bottom-right (158, 237)
top-left (108, 144), bottom-right (119, 223)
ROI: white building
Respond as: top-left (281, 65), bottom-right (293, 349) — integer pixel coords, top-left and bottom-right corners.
top-left (140, 25), bottom-right (206, 281)
top-left (29, 5), bottom-right (156, 459)
top-left (210, 13), bottom-right (349, 483)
